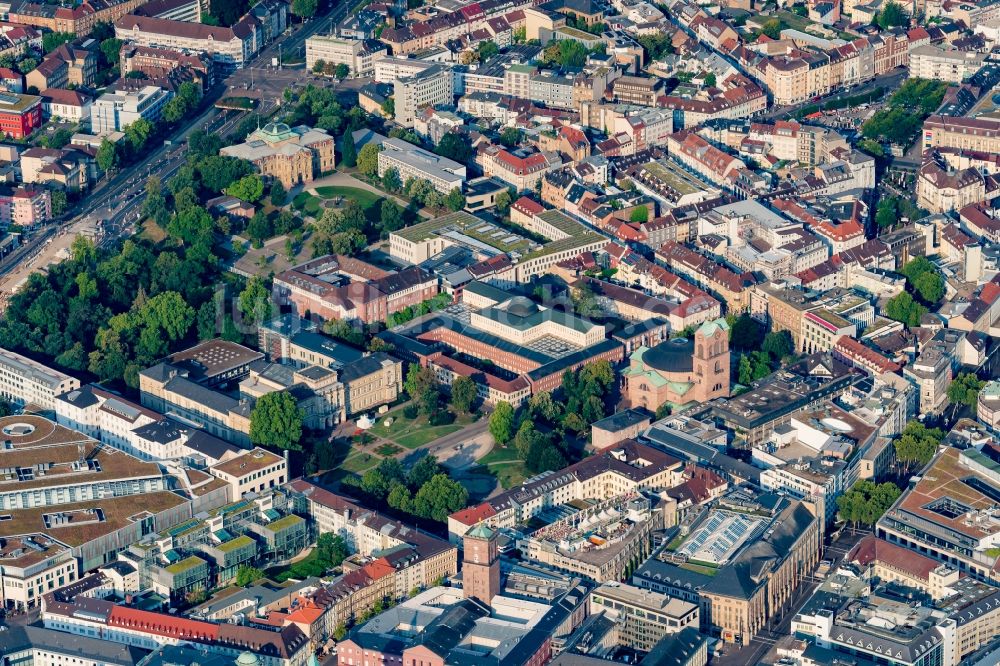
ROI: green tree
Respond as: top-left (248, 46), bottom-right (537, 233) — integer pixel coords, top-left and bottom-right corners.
top-left (382, 166), bottom-right (402, 192)
top-left (291, 0), bottom-right (318, 18)
top-left (316, 533), bottom-right (349, 566)
top-left (312, 59), bottom-right (325, 74)
top-left (859, 139), bottom-right (884, 158)
top-left (762, 330), bottom-right (793, 362)
top-left (894, 420), bottom-right (944, 471)
top-left (235, 565), bottom-right (264, 586)
top-left (450, 375), bottom-right (477, 413)
top-left (837, 480), bottom-right (901, 527)
top-left (51, 190), bottom-right (68, 217)
top-left (884, 291), bottom-right (927, 327)
top-left (876, 197), bottom-right (897, 229)
top-left (435, 132), bottom-right (472, 163)
top-left (445, 188), bottom-right (465, 212)
top-left (340, 132), bottom-right (358, 168)
top-left (637, 32), bottom-right (673, 60)
top-left (97, 139), bottom-right (119, 172)
top-left (499, 127), bottom-right (523, 147)
top-left (269, 179), bottom-right (286, 206)
top-left (334, 63), bottom-right (350, 79)
top-left (412, 474), bottom-right (469, 522)
top-left (249, 391), bottom-right (304, 450)
top-left (226, 174), bottom-right (265, 202)
top-left (495, 189), bottom-right (513, 214)
top-left (761, 18), bottom-right (782, 39)
top-left (18, 57), bottom-right (38, 75)
top-left (948, 372), bottom-right (985, 410)
top-left (404, 364), bottom-right (440, 418)
top-left (381, 97), bottom-right (395, 117)
top-left (239, 275), bottom-right (272, 326)
top-left (489, 401), bottom-right (515, 444)
top-left (357, 142), bottom-right (380, 176)
top-left (704, 72), bottom-right (716, 87)
top-left (42, 32), bottom-right (74, 53)
top-left (378, 199), bottom-right (404, 236)
top-left (729, 314), bottom-right (764, 351)
top-left (876, 0), bottom-right (908, 28)
top-left (125, 118), bottom-right (153, 152)
top-left (408, 455), bottom-right (442, 488)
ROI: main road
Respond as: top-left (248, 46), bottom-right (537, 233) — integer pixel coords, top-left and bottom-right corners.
top-left (0, 1), bottom-right (353, 288)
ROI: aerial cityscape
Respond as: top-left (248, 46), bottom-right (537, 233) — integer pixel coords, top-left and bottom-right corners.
top-left (0, 0), bottom-right (997, 664)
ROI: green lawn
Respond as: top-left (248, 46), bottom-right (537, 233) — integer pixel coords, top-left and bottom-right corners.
top-left (370, 408), bottom-right (477, 449)
top-left (314, 186), bottom-right (383, 211)
top-left (341, 451), bottom-right (379, 473)
top-left (472, 461), bottom-right (528, 490)
top-left (396, 425), bottom-right (463, 449)
top-left (477, 446), bottom-right (522, 466)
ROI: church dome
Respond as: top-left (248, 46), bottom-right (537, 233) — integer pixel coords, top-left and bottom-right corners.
top-left (643, 337), bottom-right (695, 373)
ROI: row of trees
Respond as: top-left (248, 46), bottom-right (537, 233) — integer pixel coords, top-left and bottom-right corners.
top-left (343, 456), bottom-right (469, 523)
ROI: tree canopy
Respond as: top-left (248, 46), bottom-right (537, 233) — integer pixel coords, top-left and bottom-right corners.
top-left (837, 480), bottom-right (901, 527)
top-left (948, 372), bottom-right (985, 410)
top-left (895, 420), bottom-right (944, 470)
top-left (249, 391), bottom-right (304, 451)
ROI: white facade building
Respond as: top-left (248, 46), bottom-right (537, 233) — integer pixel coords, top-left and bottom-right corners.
top-left (90, 85), bottom-right (172, 133)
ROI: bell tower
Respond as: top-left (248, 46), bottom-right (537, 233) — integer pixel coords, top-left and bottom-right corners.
top-left (693, 319), bottom-right (730, 400)
top-left (463, 524), bottom-right (500, 604)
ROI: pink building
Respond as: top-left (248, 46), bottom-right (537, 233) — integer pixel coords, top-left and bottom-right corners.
top-left (0, 188), bottom-right (51, 227)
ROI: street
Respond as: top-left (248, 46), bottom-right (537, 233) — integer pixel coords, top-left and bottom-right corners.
top-left (0, 1), bottom-right (353, 299)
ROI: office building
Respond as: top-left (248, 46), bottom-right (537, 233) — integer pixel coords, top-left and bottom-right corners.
top-left (377, 137), bottom-right (466, 194)
top-left (0, 346), bottom-right (79, 411)
top-left (90, 85), bottom-right (172, 133)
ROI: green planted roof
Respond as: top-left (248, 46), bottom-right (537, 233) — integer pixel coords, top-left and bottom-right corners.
top-left (261, 514), bottom-right (304, 533)
top-left (217, 535), bottom-right (256, 553)
top-left (165, 555), bottom-right (207, 575)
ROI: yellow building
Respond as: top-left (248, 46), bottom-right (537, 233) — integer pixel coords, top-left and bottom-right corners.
top-left (221, 122), bottom-right (335, 189)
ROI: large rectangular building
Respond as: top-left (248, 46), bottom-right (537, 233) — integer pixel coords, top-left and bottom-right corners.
top-left (0, 92), bottom-right (43, 140)
top-left (90, 85), bottom-right (172, 133)
top-left (0, 346), bottom-right (79, 411)
top-left (377, 137), bottom-right (466, 194)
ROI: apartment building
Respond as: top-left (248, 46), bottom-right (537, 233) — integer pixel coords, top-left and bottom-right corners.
top-left (119, 44), bottom-right (214, 88)
top-left (377, 137), bottom-right (466, 194)
top-left (448, 439), bottom-right (685, 542)
top-left (18, 146), bottom-right (90, 190)
top-left (923, 115), bottom-right (1000, 154)
top-left (115, 14), bottom-right (257, 71)
top-left (221, 122), bottom-right (335, 189)
top-left (917, 159), bottom-right (990, 213)
top-left (477, 144), bottom-right (562, 191)
top-left (0, 188), bottom-right (51, 227)
top-left (41, 88), bottom-right (92, 123)
top-left (910, 45), bottom-right (986, 82)
top-left (9, 0), bottom-right (146, 36)
top-left (394, 63), bottom-right (453, 128)
top-left (90, 85), bottom-right (172, 133)
top-left (208, 447), bottom-right (287, 498)
top-left (611, 75), bottom-right (663, 106)
top-left (0, 91), bottom-right (42, 139)
top-left (0, 346), bottom-right (78, 411)
top-left (304, 35), bottom-right (387, 77)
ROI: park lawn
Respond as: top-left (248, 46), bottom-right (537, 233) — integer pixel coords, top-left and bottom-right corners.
top-left (292, 192), bottom-right (322, 216)
top-left (314, 186), bottom-right (383, 211)
top-left (395, 425), bottom-right (463, 449)
top-left (371, 409), bottom-right (478, 449)
top-left (266, 548), bottom-right (327, 583)
top-left (477, 445), bottom-right (522, 466)
top-left (341, 451), bottom-right (380, 473)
